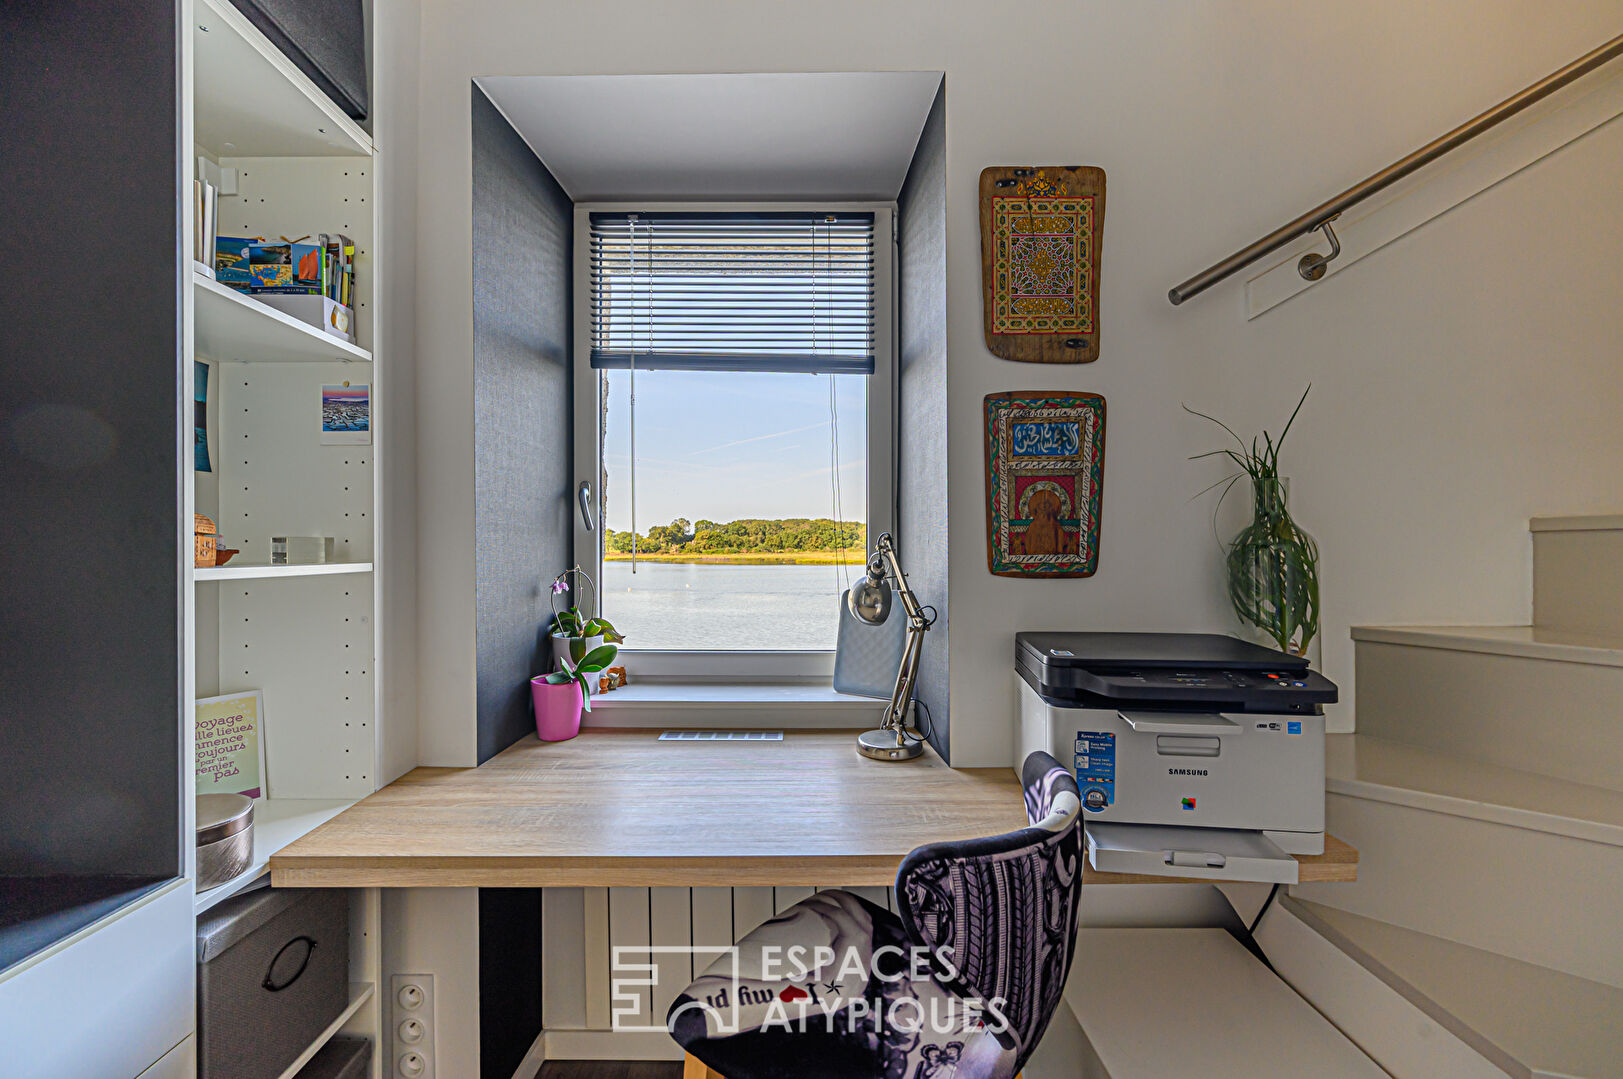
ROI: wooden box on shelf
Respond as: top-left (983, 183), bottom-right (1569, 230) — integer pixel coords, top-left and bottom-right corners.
top-left (195, 514), bottom-right (220, 568)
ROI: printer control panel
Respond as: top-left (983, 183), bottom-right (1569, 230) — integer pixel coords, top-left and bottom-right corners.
top-left (1054, 666), bottom-right (1338, 709)
top-left (1102, 670), bottom-right (1309, 690)
top-left (1016, 632), bottom-right (1340, 711)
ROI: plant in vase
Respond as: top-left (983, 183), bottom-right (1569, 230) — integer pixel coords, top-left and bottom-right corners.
top-left (548, 565), bottom-right (625, 671)
top-left (531, 640), bottom-right (620, 741)
top-left (1186, 386), bottom-right (1321, 659)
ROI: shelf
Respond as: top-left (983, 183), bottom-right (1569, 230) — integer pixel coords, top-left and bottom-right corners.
top-left (1326, 734), bottom-right (1623, 847)
top-left (195, 798), bottom-right (355, 914)
top-left (196, 561), bottom-right (373, 583)
top-left (195, 273), bottom-right (371, 365)
top-left (192, 0), bottom-right (372, 158)
top-left (274, 982), bottom-right (375, 1079)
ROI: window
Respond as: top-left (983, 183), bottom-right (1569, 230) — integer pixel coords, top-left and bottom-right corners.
top-left (574, 207), bottom-right (895, 668)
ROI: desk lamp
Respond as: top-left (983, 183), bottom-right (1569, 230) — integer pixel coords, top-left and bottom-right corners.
top-left (846, 532), bottom-right (932, 761)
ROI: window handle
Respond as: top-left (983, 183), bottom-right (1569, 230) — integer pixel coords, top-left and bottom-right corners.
top-left (578, 481), bottom-right (596, 532)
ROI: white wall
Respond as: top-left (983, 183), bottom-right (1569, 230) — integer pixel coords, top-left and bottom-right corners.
top-left (409, 0), bottom-right (1623, 770)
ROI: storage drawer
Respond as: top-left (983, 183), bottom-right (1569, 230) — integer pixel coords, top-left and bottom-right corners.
top-left (197, 887), bottom-right (349, 1079)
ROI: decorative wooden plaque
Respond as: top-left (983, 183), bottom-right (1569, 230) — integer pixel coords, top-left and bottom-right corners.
top-left (984, 391), bottom-right (1106, 578)
top-left (980, 166), bottom-right (1106, 364)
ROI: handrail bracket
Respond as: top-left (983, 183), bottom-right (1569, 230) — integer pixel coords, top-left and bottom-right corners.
top-left (1297, 216), bottom-right (1342, 282)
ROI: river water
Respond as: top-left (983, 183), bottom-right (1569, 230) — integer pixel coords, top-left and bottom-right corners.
top-left (600, 561), bottom-right (864, 650)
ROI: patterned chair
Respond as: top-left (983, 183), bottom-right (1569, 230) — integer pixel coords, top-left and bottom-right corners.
top-left (668, 752), bottom-right (1084, 1079)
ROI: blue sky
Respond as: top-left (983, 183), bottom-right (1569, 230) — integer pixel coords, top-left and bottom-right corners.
top-left (601, 370), bottom-right (867, 531)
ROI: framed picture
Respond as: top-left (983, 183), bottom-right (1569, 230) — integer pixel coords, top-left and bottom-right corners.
top-left (194, 359), bottom-right (212, 472)
top-left (196, 690), bottom-right (268, 799)
top-left (983, 391), bottom-right (1106, 578)
top-left (321, 382), bottom-right (370, 445)
top-left (979, 166), bottom-right (1107, 364)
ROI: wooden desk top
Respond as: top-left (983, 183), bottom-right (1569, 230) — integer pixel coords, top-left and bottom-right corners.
top-left (270, 729), bottom-right (1357, 889)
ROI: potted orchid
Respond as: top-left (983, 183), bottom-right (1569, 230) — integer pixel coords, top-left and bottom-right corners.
top-left (531, 638), bottom-right (620, 741)
top-left (548, 565), bottom-right (625, 671)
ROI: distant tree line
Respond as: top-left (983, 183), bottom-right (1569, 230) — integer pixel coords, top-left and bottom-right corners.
top-left (606, 517), bottom-right (866, 555)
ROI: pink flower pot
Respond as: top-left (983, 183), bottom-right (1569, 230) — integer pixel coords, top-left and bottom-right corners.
top-left (531, 676), bottom-right (584, 741)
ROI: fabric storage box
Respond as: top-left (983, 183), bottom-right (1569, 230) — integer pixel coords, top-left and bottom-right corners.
top-left (198, 887), bottom-right (350, 1079)
top-left (297, 1033), bottom-right (371, 1079)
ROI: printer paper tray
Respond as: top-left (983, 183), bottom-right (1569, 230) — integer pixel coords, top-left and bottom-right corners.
top-left (1085, 822), bottom-right (1300, 884)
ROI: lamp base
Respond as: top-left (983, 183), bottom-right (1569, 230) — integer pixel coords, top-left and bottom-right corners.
top-left (856, 727), bottom-right (925, 762)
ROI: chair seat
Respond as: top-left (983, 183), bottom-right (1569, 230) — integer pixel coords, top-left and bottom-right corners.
top-left (668, 890), bottom-right (1018, 1079)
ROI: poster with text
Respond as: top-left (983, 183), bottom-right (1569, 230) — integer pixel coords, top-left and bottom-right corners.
top-left (196, 691), bottom-right (268, 799)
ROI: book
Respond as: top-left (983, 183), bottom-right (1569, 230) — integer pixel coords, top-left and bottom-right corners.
top-left (192, 180), bottom-right (218, 275)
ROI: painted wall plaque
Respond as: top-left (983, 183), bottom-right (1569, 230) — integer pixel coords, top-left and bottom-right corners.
top-left (984, 391), bottom-right (1106, 578)
top-left (980, 166), bottom-right (1106, 364)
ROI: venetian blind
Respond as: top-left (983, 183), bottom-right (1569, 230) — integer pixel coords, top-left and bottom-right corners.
top-left (589, 212), bottom-right (876, 374)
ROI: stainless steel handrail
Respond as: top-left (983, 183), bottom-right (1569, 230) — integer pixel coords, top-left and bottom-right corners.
top-left (1168, 32), bottom-right (1623, 306)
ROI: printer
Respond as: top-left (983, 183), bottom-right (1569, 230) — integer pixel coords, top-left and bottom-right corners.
top-left (1016, 632), bottom-right (1337, 884)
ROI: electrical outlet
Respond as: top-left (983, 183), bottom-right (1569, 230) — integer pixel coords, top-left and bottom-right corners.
top-left (391, 974), bottom-right (436, 1079)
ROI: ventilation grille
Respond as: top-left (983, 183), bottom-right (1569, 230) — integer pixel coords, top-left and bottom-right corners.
top-left (658, 730), bottom-right (784, 741)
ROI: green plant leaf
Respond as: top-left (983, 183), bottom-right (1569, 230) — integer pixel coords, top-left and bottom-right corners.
top-left (577, 644), bottom-right (618, 672)
top-left (543, 671), bottom-right (572, 685)
top-left (1182, 404), bottom-right (1246, 448)
top-left (1275, 384), bottom-right (1310, 454)
top-left (569, 636), bottom-right (589, 664)
top-left (576, 669), bottom-right (593, 711)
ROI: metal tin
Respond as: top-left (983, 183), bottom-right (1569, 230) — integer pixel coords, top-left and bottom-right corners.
top-left (196, 793), bottom-right (254, 889)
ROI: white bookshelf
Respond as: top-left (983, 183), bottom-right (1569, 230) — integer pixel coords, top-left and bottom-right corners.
top-left (197, 561), bottom-right (373, 582)
top-left (194, 798), bottom-right (355, 915)
top-left (186, 0), bottom-right (388, 1073)
top-left (192, 0), bottom-right (372, 158)
top-left (273, 983), bottom-right (377, 1079)
top-left (195, 273), bottom-right (372, 365)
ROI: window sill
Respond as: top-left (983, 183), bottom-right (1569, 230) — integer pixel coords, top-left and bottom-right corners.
top-left (581, 681), bottom-right (885, 729)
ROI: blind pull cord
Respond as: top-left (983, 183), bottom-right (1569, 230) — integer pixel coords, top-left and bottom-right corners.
top-left (629, 214), bottom-right (639, 574)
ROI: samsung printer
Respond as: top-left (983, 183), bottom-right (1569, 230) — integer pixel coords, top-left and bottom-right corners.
top-left (1016, 632), bottom-right (1338, 884)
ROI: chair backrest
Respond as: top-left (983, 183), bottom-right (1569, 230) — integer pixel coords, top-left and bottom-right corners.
top-left (895, 751), bottom-right (1083, 1071)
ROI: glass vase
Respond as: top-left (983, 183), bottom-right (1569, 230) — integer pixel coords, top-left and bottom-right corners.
top-left (1225, 476), bottom-right (1320, 664)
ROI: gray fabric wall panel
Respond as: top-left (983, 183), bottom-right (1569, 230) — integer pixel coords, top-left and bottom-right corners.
top-left (897, 82), bottom-right (951, 760)
top-left (472, 86), bottom-right (574, 765)
top-left (0, 0), bottom-right (182, 878)
top-left (471, 84), bottom-right (573, 1079)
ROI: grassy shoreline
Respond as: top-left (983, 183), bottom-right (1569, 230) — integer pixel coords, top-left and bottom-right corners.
top-left (603, 548), bottom-right (865, 566)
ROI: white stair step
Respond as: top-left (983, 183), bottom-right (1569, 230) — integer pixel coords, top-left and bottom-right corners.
top-left (1326, 734), bottom-right (1623, 847)
top-left (1353, 624), bottom-right (1623, 666)
top-left (1065, 928), bottom-right (1385, 1078)
top-left (1289, 899), bottom-right (1623, 1079)
top-left (1352, 625), bottom-right (1623, 791)
top-left (1297, 736), bottom-right (1623, 989)
top-left (1533, 514), bottom-right (1623, 637)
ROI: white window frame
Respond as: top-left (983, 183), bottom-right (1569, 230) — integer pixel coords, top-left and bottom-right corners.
top-left (572, 202), bottom-right (898, 681)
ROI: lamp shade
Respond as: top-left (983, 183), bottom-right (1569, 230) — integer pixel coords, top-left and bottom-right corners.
top-left (847, 574), bottom-right (892, 625)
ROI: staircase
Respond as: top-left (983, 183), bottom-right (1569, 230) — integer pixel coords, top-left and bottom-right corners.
top-left (1263, 514), bottom-right (1623, 1078)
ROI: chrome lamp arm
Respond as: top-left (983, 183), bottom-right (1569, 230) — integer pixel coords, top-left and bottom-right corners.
top-left (848, 532), bottom-right (932, 761)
